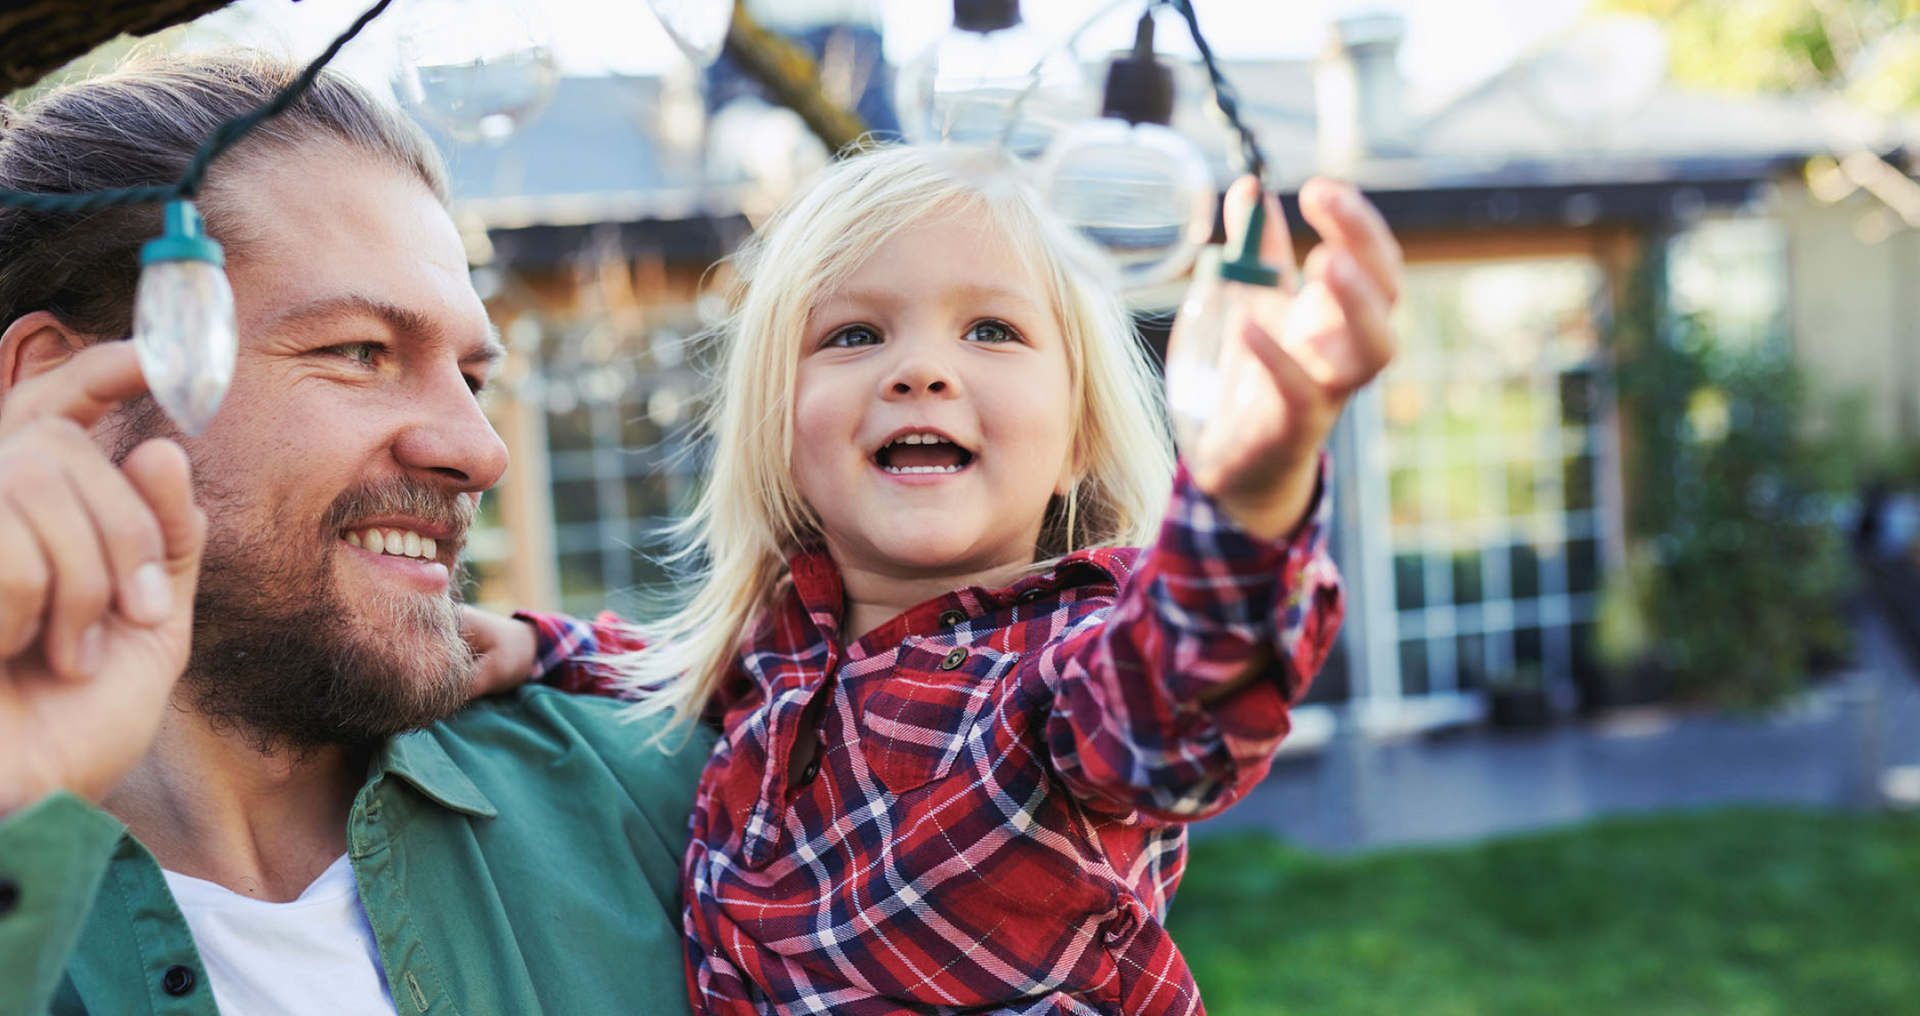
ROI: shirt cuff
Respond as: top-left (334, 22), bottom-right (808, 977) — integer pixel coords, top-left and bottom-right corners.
top-left (513, 610), bottom-right (600, 684)
top-left (1157, 451), bottom-right (1343, 701)
top-left (0, 792), bottom-right (125, 1012)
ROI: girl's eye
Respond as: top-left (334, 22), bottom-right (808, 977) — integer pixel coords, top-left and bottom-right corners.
top-left (825, 325), bottom-right (881, 348)
top-left (966, 320), bottom-right (1016, 344)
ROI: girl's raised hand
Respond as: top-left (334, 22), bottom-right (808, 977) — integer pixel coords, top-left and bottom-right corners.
top-left (1185, 175), bottom-right (1401, 540)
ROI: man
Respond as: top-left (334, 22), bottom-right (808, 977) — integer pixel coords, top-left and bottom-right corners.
top-left (0, 54), bottom-right (710, 1014)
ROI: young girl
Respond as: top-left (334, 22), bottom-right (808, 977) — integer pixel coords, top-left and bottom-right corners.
top-left (471, 144), bottom-right (1399, 1015)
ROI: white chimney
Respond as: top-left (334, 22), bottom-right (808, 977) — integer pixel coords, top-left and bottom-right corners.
top-left (1315, 12), bottom-right (1412, 168)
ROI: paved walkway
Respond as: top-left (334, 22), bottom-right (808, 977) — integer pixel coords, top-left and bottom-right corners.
top-left (1199, 601), bottom-right (1920, 852)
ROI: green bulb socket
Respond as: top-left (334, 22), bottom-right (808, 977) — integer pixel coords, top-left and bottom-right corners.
top-left (1217, 194), bottom-right (1280, 288)
top-left (141, 200), bottom-right (226, 267)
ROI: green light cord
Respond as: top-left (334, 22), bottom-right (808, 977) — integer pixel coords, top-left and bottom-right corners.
top-left (0, 0), bottom-right (395, 213)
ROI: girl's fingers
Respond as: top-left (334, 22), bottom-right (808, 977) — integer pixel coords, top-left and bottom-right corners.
top-left (1289, 246), bottom-right (1396, 394)
top-left (1298, 178), bottom-right (1402, 306)
top-left (1221, 175), bottom-right (1296, 278)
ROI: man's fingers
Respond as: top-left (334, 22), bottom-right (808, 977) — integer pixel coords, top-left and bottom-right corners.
top-left (1221, 175), bottom-right (1296, 281)
top-left (0, 509), bottom-right (51, 657)
top-left (1298, 178), bottom-right (1402, 306)
top-left (1, 465), bottom-right (113, 681)
top-left (48, 428), bottom-right (176, 626)
top-left (121, 438), bottom-right (205, 577)
top-left (0, 340), bottom-right (150, 438)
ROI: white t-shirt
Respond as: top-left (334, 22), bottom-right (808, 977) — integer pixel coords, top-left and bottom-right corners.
top-left (162, 854), bottom-right (400, 1016)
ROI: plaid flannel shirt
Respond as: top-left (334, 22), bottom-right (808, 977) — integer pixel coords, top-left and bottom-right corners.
top-left (519, 463), bottom-right (1343, 1015)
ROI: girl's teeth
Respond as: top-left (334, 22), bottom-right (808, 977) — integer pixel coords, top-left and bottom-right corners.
top-left (884, 464), bottom-right (962, 474)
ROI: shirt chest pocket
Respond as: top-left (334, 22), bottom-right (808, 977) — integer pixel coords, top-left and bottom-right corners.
top-left (856, 642), bottom-right (1015, 796)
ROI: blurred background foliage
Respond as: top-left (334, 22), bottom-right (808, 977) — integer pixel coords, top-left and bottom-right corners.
top-left (1598, 0), bottom-right (1920, 112)
top-left (1601, 248), bottom-right (1857, 708)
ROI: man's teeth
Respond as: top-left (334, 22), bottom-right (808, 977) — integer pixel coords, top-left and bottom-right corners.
top-left (883, 464), bottom-right (963, 474)
top-left (343, 528), bottom-right (439, 561)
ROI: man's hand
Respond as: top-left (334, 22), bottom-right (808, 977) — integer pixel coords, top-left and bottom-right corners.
top-left (0, 342), bottom-right (206, 814)
top-left (1185, 176), bottom-right (1401, 540)
top-left (460, 605), bottom-right (538, 698)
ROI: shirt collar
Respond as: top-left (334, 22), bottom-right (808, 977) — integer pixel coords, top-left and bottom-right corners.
top-left (373, 729), bottom-right (499, 819)
top-left (780, 545), bottom-right (1139, 646)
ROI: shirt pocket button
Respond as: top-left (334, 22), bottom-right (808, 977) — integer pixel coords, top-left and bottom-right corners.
top-left (939, 648), bottom-right (968, 670)
top-left (937, 608), bottom-right (966, 628)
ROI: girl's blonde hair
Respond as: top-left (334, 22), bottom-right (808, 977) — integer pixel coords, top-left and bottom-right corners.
top-left (606, 144), bottom-right (1176, 737)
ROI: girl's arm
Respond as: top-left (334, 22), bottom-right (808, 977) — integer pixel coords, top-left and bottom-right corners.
top-left (462, 606), bottom-right (643, 699)
top-left (1042, 456), bottom-right (1340, 824)
top-left (1046, 176), bottom-right (1394, 823)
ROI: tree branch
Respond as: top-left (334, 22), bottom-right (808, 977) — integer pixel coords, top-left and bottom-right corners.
top-left (1, 0), bottom-right (238, 95)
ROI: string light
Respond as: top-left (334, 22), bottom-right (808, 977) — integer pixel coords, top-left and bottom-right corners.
top-left (394, 0), bottom-right (558, 146)
top-left (134, 202), bottom-right (236, 436)
top-left (643, 0), bottom-right (734, 68)
top-left (1163, 196), bottom-right (1289, 458)
top-left (894, 0), bottom-right (1087, 157)
top-left (1036, 10), bottom-right (1212, 288)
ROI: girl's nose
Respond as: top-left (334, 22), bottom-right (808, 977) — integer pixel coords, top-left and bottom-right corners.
top-left (882, 344), bottom-right (959, 397)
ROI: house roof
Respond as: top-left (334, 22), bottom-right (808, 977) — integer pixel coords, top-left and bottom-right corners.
top-left (423, 37), bottom-right (1920, 235)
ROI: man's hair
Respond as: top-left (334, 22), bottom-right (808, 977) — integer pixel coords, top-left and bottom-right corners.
top-left (0, 51), bottom-right (448, 340)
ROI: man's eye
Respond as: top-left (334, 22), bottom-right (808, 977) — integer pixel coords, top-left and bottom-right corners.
top-left (825, 325), bottom-right (881, 348)
top-left (326, 342), bottom-right (385, 365)
top-left (966, 320), bottom-right (1016, 344)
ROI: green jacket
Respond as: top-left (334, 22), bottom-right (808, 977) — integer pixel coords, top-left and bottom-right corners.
top-left (0, 686), bottom-right (714, 1015)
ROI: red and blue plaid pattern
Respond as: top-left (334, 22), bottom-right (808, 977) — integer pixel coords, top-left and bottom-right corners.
top-left (518, 462), bottom-right (1343, 1015)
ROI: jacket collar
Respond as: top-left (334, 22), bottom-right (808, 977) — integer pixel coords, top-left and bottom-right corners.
top-left (374, 729), bottom-right (499, 819)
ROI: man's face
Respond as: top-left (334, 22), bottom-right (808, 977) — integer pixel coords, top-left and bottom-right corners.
top-left (170, 147), bottom-right (507, 751)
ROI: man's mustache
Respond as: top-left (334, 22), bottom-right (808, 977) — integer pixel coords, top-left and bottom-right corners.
top-left (320, 480), bottom-right (477, 553)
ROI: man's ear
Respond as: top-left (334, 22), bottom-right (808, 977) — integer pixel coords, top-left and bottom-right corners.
top-left (0, 311), bottom-right (93, 397)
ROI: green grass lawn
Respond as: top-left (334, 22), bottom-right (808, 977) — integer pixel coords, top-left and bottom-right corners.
top-left (1167, 810), bottom-right (1920, 1015)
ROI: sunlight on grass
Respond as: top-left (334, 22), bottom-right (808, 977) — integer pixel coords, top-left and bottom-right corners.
top-left (1169, 810), bottom-right (1920, 1015)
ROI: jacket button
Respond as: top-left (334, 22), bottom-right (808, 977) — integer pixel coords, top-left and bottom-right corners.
top-left (800, 756), bottom-right (821, 785)
top-left (0, 878), bottom-right (17, 916)
top-left (937, 608), bottom-right (966, 628)
top-left (939, 648), bottom-right (968, 670)
top-left (162, 965), bottom-right (196, 996)
top-left (1017, 588), bottom-right (1046, 604)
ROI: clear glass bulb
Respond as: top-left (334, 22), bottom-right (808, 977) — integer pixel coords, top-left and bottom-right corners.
top-left (395, 0), bottom-right (558, 146)
top-left (643, 0), bottom-right (732, 67)
top-left (1036, 118), bottom-right (1213, 289)
top-left (1163, 248), bottom-right (1290, 460)
top-left (895, 21), bottom-right (1086, 158)
top-left (133, 259), bottom-right (237, 437)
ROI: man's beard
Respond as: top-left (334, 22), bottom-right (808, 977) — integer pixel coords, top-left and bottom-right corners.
top-left (185, 475), bottom-right (479, 756)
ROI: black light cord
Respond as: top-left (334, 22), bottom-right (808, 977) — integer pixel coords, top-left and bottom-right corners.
top-left (1157, 0), bottom-right (1267, 182)
top-left (0, 0), bottom-right (395, 213)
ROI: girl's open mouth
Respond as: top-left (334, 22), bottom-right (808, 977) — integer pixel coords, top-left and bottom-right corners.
top-left (873, 432), bottom-right (975, 475)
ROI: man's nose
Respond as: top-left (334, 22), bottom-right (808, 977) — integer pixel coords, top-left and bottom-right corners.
top-left (392, 363), bottom-right (509, 493)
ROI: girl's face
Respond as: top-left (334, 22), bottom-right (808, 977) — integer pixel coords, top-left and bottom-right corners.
top-left (792, 211), bottom-right (1076, 592)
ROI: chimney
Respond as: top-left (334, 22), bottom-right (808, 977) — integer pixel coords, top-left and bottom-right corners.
top-left (1315, 12), bottom-right (1411, 168)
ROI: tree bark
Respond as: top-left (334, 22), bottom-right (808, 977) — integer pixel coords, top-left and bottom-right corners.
top-left (1, 0), bottom-right (238, 95)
